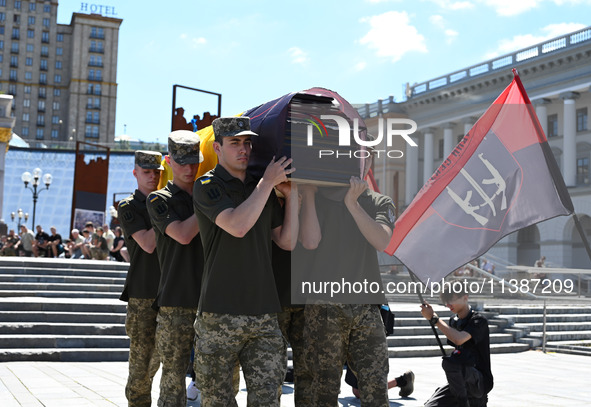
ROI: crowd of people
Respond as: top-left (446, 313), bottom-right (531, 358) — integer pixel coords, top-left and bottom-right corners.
top-left (0, 222), bottom-right (129, 262)
top-left (116, 116), bottom-right (493, 407)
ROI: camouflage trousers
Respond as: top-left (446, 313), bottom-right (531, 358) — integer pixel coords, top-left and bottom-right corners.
top-left (155, 306), bottom-right (197, 407)
top-left (125, 298), bottom-right (160, 407)
top-left (277, 306), bottom-right (314, 406)
top-left (304, 304), bottom-right (389, 407)
top-left (194, 312), bottom-right (287, 407)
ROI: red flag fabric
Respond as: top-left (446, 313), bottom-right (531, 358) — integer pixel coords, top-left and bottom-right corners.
top-left (386, 72), bottom-right (574, 283)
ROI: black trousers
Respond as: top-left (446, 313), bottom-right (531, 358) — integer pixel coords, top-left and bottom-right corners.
top-left (424, 357), bottom-right (487, 407)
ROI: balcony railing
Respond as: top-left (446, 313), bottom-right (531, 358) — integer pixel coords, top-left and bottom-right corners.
top-left (90, 33), bottom-right (105, 39)
top-left (89, 47), bottom-right (104, 54)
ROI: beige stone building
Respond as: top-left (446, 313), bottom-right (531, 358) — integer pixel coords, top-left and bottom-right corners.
top-left (0, 1), bottom-right (121, 146)
top-left (359, 25), bottom-right (591, 268)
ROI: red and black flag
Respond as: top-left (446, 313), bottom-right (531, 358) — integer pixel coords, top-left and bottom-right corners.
top-left (386, 71), bottom-right (574, 283)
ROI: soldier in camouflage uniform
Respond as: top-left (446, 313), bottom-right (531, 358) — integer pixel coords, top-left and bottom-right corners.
top-left (118, 150), bottom-right (164, 407)
top-left (146, 131), bottom-right (204, 407)
top-left (192, 116), bottom-right (298, 407)
top-left (299, 146), bottom-right (399, 406)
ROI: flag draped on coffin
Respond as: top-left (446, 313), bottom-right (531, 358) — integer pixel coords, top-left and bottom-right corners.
top-left (385, 72), bottom-right (574, 284)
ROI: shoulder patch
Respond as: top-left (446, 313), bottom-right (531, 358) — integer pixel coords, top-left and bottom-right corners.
top-left (119, 201), bottom-right (129, 207)
top-left (200, 177), bottom-right (212, 185)
top-left (204, 183), bottom-right (222, 202)
top-left (148, 194), bottom-right (168, 216)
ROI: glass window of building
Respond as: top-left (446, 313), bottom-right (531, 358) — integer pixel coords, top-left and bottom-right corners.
top-left (51, 129), bottom-right (58, 138)
top-left (547, 114), bottom-right (558, 137)
top-left (23, 99), bottom-right (30, 107)
top-left (0, 27), bottom-right (3, 35)
top-left (87, 97), bottom-right (92, 108)
top-left (38, 100), bottom-right (45, 111)
top-left (41, 45), bottom-right (48, 56)
top-left (8, 84), bottom-right (16, 95)
top-left (26, 44), bottom-right (33, 52)
top-left (0, 40), bottom-right (3, 50)
top-left (36, 128), bottom-right (44, 139)
top-left (0, 1), bottom-right (5, 7)
top-left (28, 1), bottom-right (35, 11)
top-left (40, 59), bottom-right (47, 70)
top-left (54, 74), bottom-right (61, 83)
top-left (25, 57), bottom-right (32, 66)
top-left (42, 31), bottom-right (49, 43)
top-left (25, 71), bottom-right (31, 80)
top-left (57, 33), bottom-right (63, 42)
top-left (577, 108), bottom-right (588, 132)
top-left (43, 4), bottom-right (50, 12)
top-left (24, 85), bottom-right (31, 93)
top-left (577, 156), bottom-right (590, 185)
top-left (14, 0), bottom-right (21, 10)
top-left (39, 87), bottom-right (46, 98)
top-left (95, 84), bottom-right (101, 95)
top-left (27, 29), bottom-right (34, 38)
top-left (94, 98), bottom-right (100, 108)
top-left (11, 42), bottom-right (19, 53)
top-left (42, 18), bottom-right (50, 27)
top-left (11, 27), bottom-right (19, 39)
top-left (28, 16), bottom-right (34, 25)
top-left (86, 111), bottom-right (92, 122)
top-left (53, 88), bottom-right (60, 96)
top-left (55, 60), bottom-right (61, 69)
top-left (56, 47), bottom-right (62, 56)
top-left (13, 14), bottom-right (20, 24)
top-left (22, 112), bottom-right (29, 121)
top-left (88, 69), bottom-right (94, 80)
top-left (0, 13), bottom-right (4, 22)
top-left (9, 69), bottom-right (16, 80)
top-left (96, 70), bottom-right (102, 80)
top-left (52, 115), bottom-right (59, 124)
top-left (22, 126), bottom-right (29, 136)
top-left (93, 112), bottom-right (99, 122)
top-left (39, 72), bottom-right (47, 84)
top-left (10, 55), bottom-right (17, 66)
top-left (52, 101), bottom-right (59, 110)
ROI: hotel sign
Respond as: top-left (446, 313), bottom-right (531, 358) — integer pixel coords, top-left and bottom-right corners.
top-left (80, 3), bottom-right (118, 17)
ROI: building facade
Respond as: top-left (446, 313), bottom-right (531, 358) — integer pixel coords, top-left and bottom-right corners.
top-left (360, 25), bottom-right (591, 269)
top-left (0, 1), bottom-right (121, 147)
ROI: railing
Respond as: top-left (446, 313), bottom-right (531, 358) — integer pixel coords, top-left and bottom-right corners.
top-left (358, 26), bottom-right (591, 118)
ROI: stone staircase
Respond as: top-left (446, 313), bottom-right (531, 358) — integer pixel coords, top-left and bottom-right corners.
top-left (0, 257), bottom-right (129, 362)
top-left (486, 304), bottom-right (591, 356)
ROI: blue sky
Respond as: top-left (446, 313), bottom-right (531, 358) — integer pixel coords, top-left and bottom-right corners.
top-left (56, 0), bottom-right (589, 144)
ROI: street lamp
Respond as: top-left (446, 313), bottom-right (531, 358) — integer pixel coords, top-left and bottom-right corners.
top-left (10, 208), bottom-right (29, 230)
top-left (21, 168), bottom-right (52, 229)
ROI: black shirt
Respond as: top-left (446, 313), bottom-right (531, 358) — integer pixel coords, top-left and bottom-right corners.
top-left (448, 309), bottom-right (494, 394)
top-left (35, 231), bottom-right (50, 244)
top-left (193, 164), bottom-right (283, 315)
top-left (147, 181), bottom-right (203, 308)
top-left (118, 189), bottom-right (161, 301)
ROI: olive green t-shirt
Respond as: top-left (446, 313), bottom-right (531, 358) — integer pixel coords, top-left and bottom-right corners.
top-left (193, 165), bottom-right (283, 315)
top-left (118, 189), bottom-right (160, 301)
top-left (147, 181), bottom-right (204, 308)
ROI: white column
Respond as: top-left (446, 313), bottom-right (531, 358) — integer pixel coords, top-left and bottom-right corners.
top-left (443, 122), bottom-right (455, 158)
top-left (405, 135), bottom-right (419, 205)
top-left (423, 128), bottom-right (435, 185)
top-left (561, 92), bottom-right (579, 187)
top-left (534, 98), bottom-right (552, 137)
top-left (463, 117), bottom-right (477, 138)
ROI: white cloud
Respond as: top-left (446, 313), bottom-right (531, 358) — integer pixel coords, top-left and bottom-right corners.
top-left (428, 15), bottom-right (459, 44)
top-left (445, 29), bottom-right (459, 44)
top-left (427, 0), bottom-right (474, 10)
top-left (429, 15), bottom-right (445, 29)
top-left (179, 33), bottom-right (206, 48)
top-left (479, 0), bottom-right (541, 16)
top-left (288, 47), bottom-right (309, 65)
top-left (484, 22), bottom-right (586, 59)
top-left (353, 61), bottom-right (367, 72)
top-left (359, 11), bottom-right (427, 63)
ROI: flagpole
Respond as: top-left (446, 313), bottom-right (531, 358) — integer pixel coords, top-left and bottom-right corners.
top-left (409, 272), bottom-right (446, 356)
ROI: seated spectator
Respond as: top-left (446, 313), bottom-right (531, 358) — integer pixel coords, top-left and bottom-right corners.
top-left (47, 226), bottom-right (64, 258)
top-left (32, 225), bottom-right (50, 257)
top-left (103, 224), bottom-right (115, 252)
top-left (90, 226), bottom-right (109, 260)
top-left (16, 225), bottom-right (35, 257)
top-left (66, 229), bottom-right (85, 259)
top-left (0, 229), bottom-right (19, 256)
top-left (81, 223), bottom-right (95, 259)
top-left (109, 226), bottom-right (127, 262)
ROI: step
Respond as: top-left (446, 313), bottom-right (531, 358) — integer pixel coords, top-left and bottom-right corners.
top-left (391, 324), bottom-right (501, 336)
top-left (495, 313), bottom-right (591, 324)
top-left (0, 274), bottom-right (126, 285)
top-left (0, 282), bottom-right (124, 293)
top-left (0, 322), bottom-right (126, 335)
top-left (0, 334), bottom-right (129, 349)
top-left (485, 305), bottom-right (591, 315)
top-left (0, 290), bottom-right (122, 299)
top-left (0, 298), bottom-right (127, 313)
top-left (386, 333), bottom-right (514, 347)
top-left (0, 311), bottom-right (126, 324)
top-left (0, 257), bottom-right (130, 271)
top-left (0, 266), bottom-right (127, 278)
top-left (0, 348), bottom-right (129, 362)
top-left (387, 342), bottom-right (530, 358)
top-left (513, 322), bottom-right (591, 332)
top-left (527, 330), bottom-right (591, 341)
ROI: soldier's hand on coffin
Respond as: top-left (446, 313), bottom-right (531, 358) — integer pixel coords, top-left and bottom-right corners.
top-left (344, 176), bottom-right (368, 205)
top-left (262, 156), bottom-right (296, 187)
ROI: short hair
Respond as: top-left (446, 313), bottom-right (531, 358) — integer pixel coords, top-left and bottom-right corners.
top-left (71, 228), bottom-right (79, 234)
top-left (85, 221), bottom-right (94, 228)
top-left (440, 284), bottom-right (469, 304)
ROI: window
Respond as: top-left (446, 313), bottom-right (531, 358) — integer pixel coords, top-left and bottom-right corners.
top-left (42, 18), bottom-right (49, 27)
top-left (0, 40), bottom-right (3, 50)
top-left (54, 74), bottom-right (61, 83)
top-left (38, 100), bottom-right (45, 111)
top-left (25, 57), bottom-right (32, 66)
top-left (43, 4), bottom-right (50, 12)
top-left (93, 112), bottom-right (99, 122)
top-left (10, 55), bottom-right (17, 66)
top-left (96, 70), bottom-right (102, 81)
top-left (577, 156), bottom-right (589, 185)
top-left (42, 31), bottom-right (49, 43)
top-left (52, 101), bottom-right (59, 110)
top-left (13, 14), bottom-right (20, 24)
top-left (24, 71), bottom-right (31, 80)
top-left (56, 33), bottom-right (63, 42)
top-left (56, 47), bottom-right (62, 56)
top-left (26, 44), bottom-right (33, 52)
top-left (0, 0), bottom-right (5, 7)
top-left (28, 16), bottom-right (34, 25)
top-left (577, 108), bottom-right (588, 132)
top-left (23, 99), bottom-right (30, 107)
top-left (38, 87), bottom-right (46, 98)
top-left (24, 85), bottom-right (31, 93)
top-left (547, 114), bottom-right (558, 137)
top-left (41, 45), bottom-right (48, 56)
top-left (91, 26), bottom-right (104, 39)
top-left (51, 129), bottom-right (58, 138)
top-left (22, 112), bottom-right (29, 121)
top-left (55, 60), bottom-right (61, 69)
top-left (0, 26), bottom-right (3, 34)
top-left (9, 69), bottom-right (16, 80)
top-left (0, 13), bottom-right (4, 22)
top-left (36, 128), bottom-right (44, 139)
top-left (14, 1), bottom-right (21, 10)
top-left (95, 84), bottom-right (101, 95)
top-left (28, 2), bottom-right (35, 11)
top-left (8, 83), bottom-right (16, 95)
top-left (94, 98), bottom-right (100, 108)
top-left (40, 59), bottom-right (47, 70)
top-left (39, 72), bottom-right (46, 84)
top-left (86, 111), bottom-right (92, 122)
top-left (37, 114), bottom-right (45, 125)
top-left (85, 125), bottom-right (99, 138)
top-left (11, 27), bottom-right (19, 39)
top-left (11, 42), bottom-right (19, 53)
top-left (89, 69), bottom-right (94, 80)
top-left (53, 88), bottom-right (60, 96)
top-left (22, 126), bottom-right (29, 136)
top-left (52, 115), bottom-right (59, 124)
top-left (27, 28), bottom-right (34, 38)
